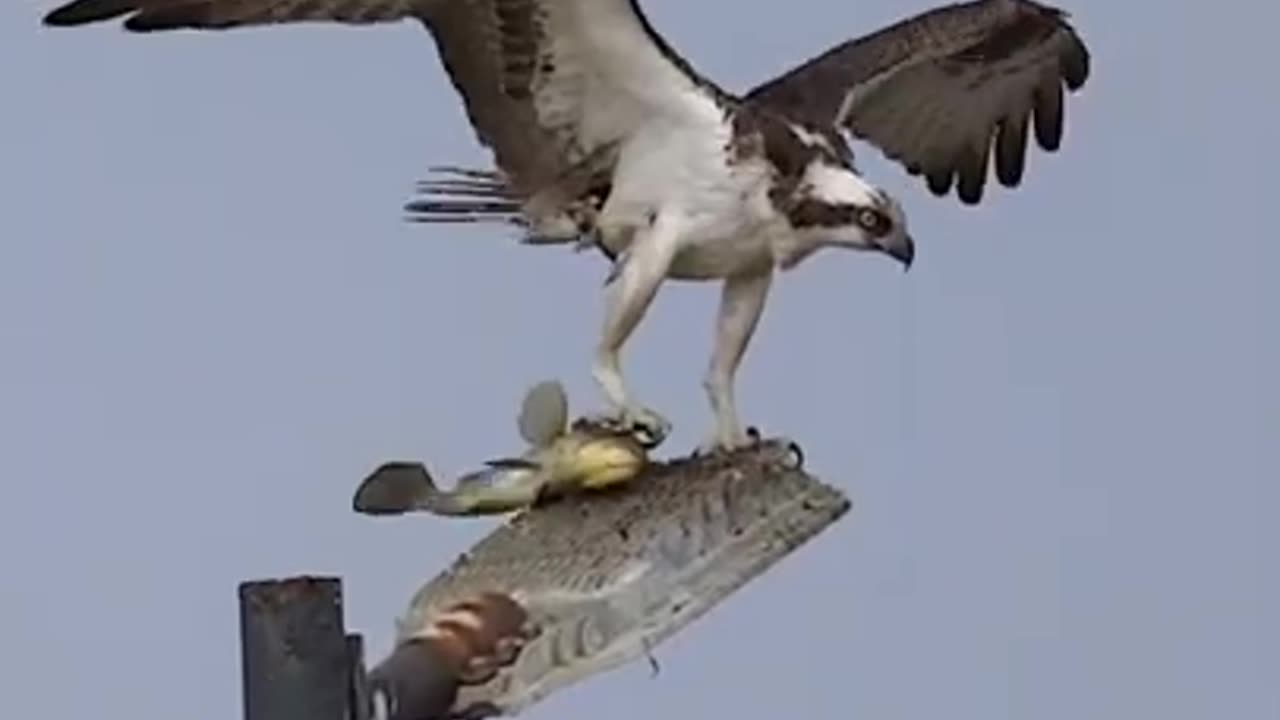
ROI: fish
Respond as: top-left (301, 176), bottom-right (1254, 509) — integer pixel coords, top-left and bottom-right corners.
top-left (353, 380), bottom-right (650, 517)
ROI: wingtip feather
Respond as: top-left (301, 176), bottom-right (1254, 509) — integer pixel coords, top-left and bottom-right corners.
top-left (122, 11), bottom-right (185, 32)
top-left (1062, 37), bottom-right (1090, 91)
top-left (41, 0), bottom-right (212, 31)
top-left (994, 112), bottom-right (1030, 188)
top-left (1049, 2), bottom-right (1091, 92)
top-left (955, 142), bottom-right (989, 205)
top-left (925, 167), bottom-right (954, 197)
top-left (1032, 77), bottom-right (1064, 152)
top-left (42, 0), bottom-right (136, 26)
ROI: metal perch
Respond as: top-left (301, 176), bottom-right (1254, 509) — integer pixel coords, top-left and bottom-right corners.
top-left (365, 437), bottom-right (852, 720)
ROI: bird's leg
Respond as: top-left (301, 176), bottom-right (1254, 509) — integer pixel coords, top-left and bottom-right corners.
top-left (697, 267), bottom-right (773, 455)
top-left (588, 212), bottom-right (681, 447)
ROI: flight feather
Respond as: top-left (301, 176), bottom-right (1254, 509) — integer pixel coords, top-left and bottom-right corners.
top-left (41, 0), bottom-right (726, 216)
top-left (744, 0), bottom-right (1090, 204)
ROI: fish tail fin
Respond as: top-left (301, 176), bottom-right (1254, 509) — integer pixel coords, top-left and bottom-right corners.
top-left (353, 461), bottom-right (441, 516)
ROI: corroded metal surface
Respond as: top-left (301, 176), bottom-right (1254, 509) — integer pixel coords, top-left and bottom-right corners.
top-left (239, 576), bottom-right (351, 720)
top-left (372, 438), bottom-right (851, 718)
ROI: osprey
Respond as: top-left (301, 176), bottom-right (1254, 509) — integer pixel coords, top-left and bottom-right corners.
top-left (43, 0), bottom-right (1091, 453)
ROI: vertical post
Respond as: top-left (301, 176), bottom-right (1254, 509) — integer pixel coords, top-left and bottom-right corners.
top-left (239, 576), bottom-right (359, 720)
top-left (346, 632), bottom-right (373, 720)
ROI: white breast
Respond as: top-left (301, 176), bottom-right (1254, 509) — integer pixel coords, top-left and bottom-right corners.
top-left (597, 116), bottom-right (785, 281)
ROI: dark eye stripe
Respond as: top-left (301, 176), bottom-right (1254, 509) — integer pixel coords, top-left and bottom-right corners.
top-left (786, 198), bottom-right (857, 228)
top-left (788, 200), bottom-right (893, 237)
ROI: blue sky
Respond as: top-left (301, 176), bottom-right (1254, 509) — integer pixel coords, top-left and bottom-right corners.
top-left (2, 0), bottom-right (1276, 718)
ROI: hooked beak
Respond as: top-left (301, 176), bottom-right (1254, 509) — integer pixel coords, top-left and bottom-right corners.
top-left (882, 233), bottom-right (914, 270)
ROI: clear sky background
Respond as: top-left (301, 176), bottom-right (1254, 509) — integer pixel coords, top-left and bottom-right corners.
top-left (2, 0), bottom-right (1276, 718)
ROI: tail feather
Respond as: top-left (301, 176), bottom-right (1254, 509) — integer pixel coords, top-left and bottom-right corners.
top-left (405, 166), bottom-right (525, 226)
top-left (425, 165), bottom-right (508, 181)
top-left (414, 182), bottom-right (509, 198)
top-left (404, 201), bottom-right (525, 223)
top-left (405, 164), bottom-right (608, 250)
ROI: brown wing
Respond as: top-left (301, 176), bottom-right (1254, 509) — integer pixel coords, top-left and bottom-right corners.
top-left (39, 0), bottom-right (569, 195)
top-left (41, 0), bottom-right (725, 222)
top-left (744, 0), bottom-right (1090, 205)
top-left (413, 0), bottom-right (732, 215)
top-left (41, 0), bottom-right (419, 30)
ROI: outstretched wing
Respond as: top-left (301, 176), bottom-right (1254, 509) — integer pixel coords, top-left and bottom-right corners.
top-left (744, 0), bottom-right (1090, 204)
top-left (41, 0), bottom-right (417, 28)
top-left (41, 0), bottom-right (729, 212)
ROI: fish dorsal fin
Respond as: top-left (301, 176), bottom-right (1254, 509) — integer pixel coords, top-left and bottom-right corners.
top-left (517, 379), bottom-right (568, 448)
top-left (484, 457), bottom-right (542, 470)
top-left (453, 458), bottom-right (539, 492)
top-left (452, 467), bottom-right (502, 492)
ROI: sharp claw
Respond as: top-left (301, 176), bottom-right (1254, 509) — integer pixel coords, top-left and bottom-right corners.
top-left (621, 407), bottom-right (670, 448)
top-left (785, 440), bottom-right (804, 469)
top-left (630, 420), bottom-right (669, 449)
top-left (583, 407), bottom-right (670, 449)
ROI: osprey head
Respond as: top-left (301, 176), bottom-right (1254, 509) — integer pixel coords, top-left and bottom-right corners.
top-left (784, 159), bottom-right (914, 269)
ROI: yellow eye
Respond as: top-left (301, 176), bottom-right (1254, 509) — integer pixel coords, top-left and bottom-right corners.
top-left (857, 208), bottom-right (883, 230)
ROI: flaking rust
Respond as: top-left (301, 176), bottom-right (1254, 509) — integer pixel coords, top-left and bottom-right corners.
top-left (366, 437), bottom-right (851, 720)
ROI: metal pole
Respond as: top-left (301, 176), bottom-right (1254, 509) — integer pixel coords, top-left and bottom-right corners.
top-left (238, 576), bottom-right (358, 720)
top-left (346, 632), bottom-right (373, 720)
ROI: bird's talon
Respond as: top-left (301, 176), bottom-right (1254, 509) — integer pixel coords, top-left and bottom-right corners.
top-left (622, 407), bottom-right (671, 449)
top-left (784, 439), bottom-right (805, 469)
top-left (583, 408), bottom-right (670, 449)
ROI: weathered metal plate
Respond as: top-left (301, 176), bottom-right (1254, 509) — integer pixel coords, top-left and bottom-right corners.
top-left (374, 438), bottom-right (851, 718)
top-left (238, 577), bottom-right (351, 720)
